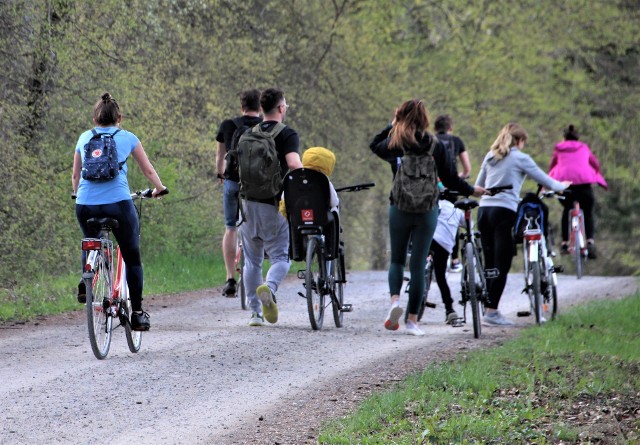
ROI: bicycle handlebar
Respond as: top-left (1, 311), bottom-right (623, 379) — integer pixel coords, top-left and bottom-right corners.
top-left (485, 184), bottom-right (513, 195)
top-left (131, 187), bottom-right (170, 199)
top-left (335, 182), bottom-right (375, 193)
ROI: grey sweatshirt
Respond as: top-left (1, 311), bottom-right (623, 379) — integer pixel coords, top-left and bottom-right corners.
top-left (475, 148), bottom-right (566, 212)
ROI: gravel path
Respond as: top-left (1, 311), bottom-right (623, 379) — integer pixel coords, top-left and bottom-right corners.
top-left (0, 270), bottom-right (637, 445)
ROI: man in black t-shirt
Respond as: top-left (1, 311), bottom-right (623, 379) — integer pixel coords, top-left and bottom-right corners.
top-left (215, 89), bottom-right (263, 297)
top-left (240, 88), bottom-right (302, 327)
top-left (435, 114), bottom-right (472, 272)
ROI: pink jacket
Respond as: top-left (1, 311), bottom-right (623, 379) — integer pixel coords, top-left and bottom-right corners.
top-left (549, 140), bottom-right (608, 190)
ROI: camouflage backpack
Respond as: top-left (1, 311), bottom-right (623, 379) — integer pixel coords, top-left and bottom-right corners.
top-left (391, 135), bottom-right (438, 213)
top-left (237, 123), bottom-right (286, 200)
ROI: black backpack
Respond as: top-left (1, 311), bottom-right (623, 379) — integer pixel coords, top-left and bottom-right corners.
top-left (223, 117), bottom-right (250, 182)
top-left (391, 135), bottom-right (438, 213)
top-left (514, 193), bottom-right (549, 243)
top-left (81, 129), bottom-right (126, 182)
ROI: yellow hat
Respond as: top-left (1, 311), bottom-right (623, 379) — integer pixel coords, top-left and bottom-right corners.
top-left (302, 147), bottom-right (336, 177)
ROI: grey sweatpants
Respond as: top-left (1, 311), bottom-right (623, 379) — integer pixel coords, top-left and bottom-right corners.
top-left (239, 199), bottom-right (291, 314)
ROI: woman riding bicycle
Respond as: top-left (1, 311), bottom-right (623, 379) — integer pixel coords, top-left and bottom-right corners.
top-left (548, 124), bottom-right (608, 259)
top-left (72, 92), bottom-right (167, 331)
top-left (369, 99), bottom-right (483, 336)
top-left (475, 122), bottom-right (570, 326)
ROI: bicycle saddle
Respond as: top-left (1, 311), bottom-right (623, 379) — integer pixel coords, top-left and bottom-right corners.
top-left (454, 199), bottom-right (479, 211)
top-left (86, 217), bottom-right (120, 230)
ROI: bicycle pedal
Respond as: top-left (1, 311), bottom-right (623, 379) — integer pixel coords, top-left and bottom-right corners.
top-left (484, 268), bottom-right (500, 279)
top-left (297, 291), bottom-right (306, 299)
top-left (554, 265), bottom-right (565, 273)
top-left (340, 304), bottom-right (353, 312)
top-left (425, 301), bottom-right (437, 308)
top-left (297, 270), bottom-right (306, 279)
top-left (451, 318), bottom-right (465, 328)
top-left (517, 311), bottom-right (531, 317)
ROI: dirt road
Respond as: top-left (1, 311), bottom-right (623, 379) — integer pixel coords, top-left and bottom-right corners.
top-left (1, 271), bottom-right (637, 445)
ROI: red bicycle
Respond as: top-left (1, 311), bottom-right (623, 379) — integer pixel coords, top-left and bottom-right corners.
top-left (567, 200), bottom-right (588, 279)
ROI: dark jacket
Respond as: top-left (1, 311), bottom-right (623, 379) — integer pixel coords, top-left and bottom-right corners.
top-left (369, 126), bottom-right (475, 201)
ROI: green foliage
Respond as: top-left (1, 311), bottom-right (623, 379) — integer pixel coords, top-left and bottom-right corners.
top-left (319, 294), bottom-right (640, 444)
top-left (1, 0), bottom-right (639, 296)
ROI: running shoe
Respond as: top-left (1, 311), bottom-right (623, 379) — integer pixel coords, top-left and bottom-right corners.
top-left (248, 312), bottom-right (265, 327)
top-left (587, 241), bottom-right (597, 259)
top-left (77, 281), bottom-right (86, 304)
top-left (131, 311), bottom-right (151, 331)
top-left (384, 304), bottom-right (403, 331)
top-left (449, 261), bottom-right (463, 273)
top-left (483, 311), bottom-right (514, 326)
top-left (405, 321), bottom-right (425, 336)
top-left (223, 278), bottom-right (237, 297)
top-left (445, 309), bottom-right (460, 325)
top-left (257, 284), bottom-right (278, 324)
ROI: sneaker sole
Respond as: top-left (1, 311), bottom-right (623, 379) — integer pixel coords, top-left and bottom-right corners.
top-left (257, 285), bottom-right (278, 324)
top-left (384, 306), bottom-right (403, 331)
top-left (248, 321), bottom-right (265, 327)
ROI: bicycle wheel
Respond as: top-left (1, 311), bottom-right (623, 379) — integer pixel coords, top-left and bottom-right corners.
top-left (464, 243), bottom-right (481, 338)
top-left (527, 259), bottom-right (543, 325)
top-left (121, 263), bottom-right (142, 353)
top-left (86, 252), bottom-right (113, 360)
top-left (574, 226), bottom-right (583, 279)
top-left (550, 281), bottom-right (558, 321)
top-left (417, 258), bottom-right (433, 322)
top-left (331, 256), bottom-right (344, 328)
top-left (237, 246), bottom-right (248, 310)
top-left (305, 236), bottom-right (325, 330)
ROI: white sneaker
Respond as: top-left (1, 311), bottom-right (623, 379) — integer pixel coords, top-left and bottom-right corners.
top-left (483, 311), bottom-right (515, 326)
top-left (449, 261), bottom-right (463, 273)
top-left (384, 304), bottom-right (403, 331)
top-left (405, 321), bottom-right (425, 336)
top-left (248, 312), bottom-right (265, 327)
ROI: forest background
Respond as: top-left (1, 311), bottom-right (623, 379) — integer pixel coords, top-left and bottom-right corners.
top-left (1, 0), bottom-right (639, 297)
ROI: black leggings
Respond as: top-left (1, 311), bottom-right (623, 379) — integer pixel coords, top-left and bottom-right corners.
top-left (76, 200), bottom-right (144, 311)
top-left (431, 240), bottom-right (454, 311)
top-left (477, 206), bottom-right (517, 310)
top-left (561, 184), bottom-right (595, 242)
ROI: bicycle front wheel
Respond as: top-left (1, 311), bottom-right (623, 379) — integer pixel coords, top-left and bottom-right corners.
top-left (331, 255), bottom-right (344, 328)
top-left (86, 252), bottom-right (113, 360)
top-left (306, 236), bottom-right (325, 330)
top-left (121, 264), bottom-right (142, 353)
top-left (464, 243), bottom-right (481, 339)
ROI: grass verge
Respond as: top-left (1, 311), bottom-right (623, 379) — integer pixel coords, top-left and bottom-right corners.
top-left (319, 294), bottom-right (640, 444)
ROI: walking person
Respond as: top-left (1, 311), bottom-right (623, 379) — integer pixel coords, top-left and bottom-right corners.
top-left (369, 99), bottom-right (483, 336)
top-left (431, 191), bottom-right (466, 324)
top-left (475, 122), bottom-right (570, 326)
top-left (72, 92), bottom-right (168, 331)
top-left (215, 89), bottom-right (263, 296)
top-left (239, 88), bottom-right (302, 327)
top-left (548, 124), bottom-right (607, 259)
top-left (434, 114), bottom-right (471, 273)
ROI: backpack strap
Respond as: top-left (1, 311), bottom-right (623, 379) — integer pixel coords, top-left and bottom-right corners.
top-left (232, 117), bottom-right (245, 130)
top-left (252, 122), bottom-right (286, 138)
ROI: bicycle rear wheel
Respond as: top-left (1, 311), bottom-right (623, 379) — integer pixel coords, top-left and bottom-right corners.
top-left (464, 243), bottom-right (481, 339)
top-left (306, 236), bottom-right (325, 330)
top-left (527, 259), bottom-right (543, 325)
top-left (121, 263), bottom-right (142, 353)
top-left (417, 258), bottom-right (433, 322)
top-left (86, 252), bottom-right (113, 360)
top-left (331, 256), bottom-right (344, 328)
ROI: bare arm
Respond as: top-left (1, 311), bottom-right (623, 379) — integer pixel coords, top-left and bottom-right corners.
top-left (285, 152), bottom-right (303, 170)
top-left (458, 151), bottom-right (471, 179)
top-left (72, 151), bottom-right (82, 194)
top-left (216, 141), bottom-right (226, 184)
top-left (131, 142), bottom-right (167, 197)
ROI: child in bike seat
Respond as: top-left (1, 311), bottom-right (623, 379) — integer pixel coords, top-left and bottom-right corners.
top-left (433, 183), bottom-right (466, 325)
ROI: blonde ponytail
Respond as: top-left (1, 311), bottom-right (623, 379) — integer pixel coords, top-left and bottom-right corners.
top-left (490, 122), bottom-right (528, 160)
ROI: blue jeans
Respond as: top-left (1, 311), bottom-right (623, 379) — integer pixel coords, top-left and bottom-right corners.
top-left (223, 180), bottom-right (240, 228)
top-left (76, 200), bottom-right (144, 311)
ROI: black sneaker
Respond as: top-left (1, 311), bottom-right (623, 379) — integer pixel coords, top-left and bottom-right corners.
top-left (587, 242), bottom-right (597, 259)
top-left (77, 281), bottom-right (86, 304)
top-left (131, 311), bottom-right (151, 331)
top-left (222, 278), bottom-right (237, 297)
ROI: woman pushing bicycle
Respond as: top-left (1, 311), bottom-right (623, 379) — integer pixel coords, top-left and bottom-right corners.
top-left (475, 122), bottom-right (570, 327)
top-left (369, 99), bottom-right (483, 336)
top-left (72, 92), bottom-right (168, 331)
top-left (548, 124), bottom-right (607, 259)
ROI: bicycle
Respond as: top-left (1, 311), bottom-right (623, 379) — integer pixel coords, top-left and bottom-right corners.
top-left (454, 185), bottom-right (512, 338)
top-left (402, 247), bottom-right (437, 324)
top-left (566, 197), bottom-right (588, 279)
top-left (283, 167), bottom-right (374, 330)
top-left (79, 188), bottom-right (168, 359)
top-left (515, 188), bottom-right (564, 325)
top-left (234, 238), bottom-right (248, 310)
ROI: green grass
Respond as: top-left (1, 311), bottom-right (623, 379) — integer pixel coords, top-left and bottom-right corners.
top-left (319, 294), bottom-right (640, 444)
